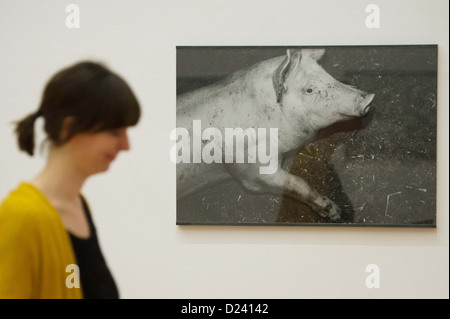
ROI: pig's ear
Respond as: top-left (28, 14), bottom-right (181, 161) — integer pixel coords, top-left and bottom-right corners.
top-left (301, 49), bottom-right (325, 61)
top-left (272, 49), bottom-right (292, 103)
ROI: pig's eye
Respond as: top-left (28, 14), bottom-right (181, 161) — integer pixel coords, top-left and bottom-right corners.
top-left (304, 87), bottom-right (315, 94)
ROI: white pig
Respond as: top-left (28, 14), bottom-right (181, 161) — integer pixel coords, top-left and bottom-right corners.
top-left (175, 48), bottom-right (374, 221)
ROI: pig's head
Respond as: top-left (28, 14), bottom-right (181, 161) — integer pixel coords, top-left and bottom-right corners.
top-left (272, 49), bottom-right (375, 131)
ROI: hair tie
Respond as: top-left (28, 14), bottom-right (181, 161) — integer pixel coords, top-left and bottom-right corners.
top-left (33, 110), bottom-right (42, 119)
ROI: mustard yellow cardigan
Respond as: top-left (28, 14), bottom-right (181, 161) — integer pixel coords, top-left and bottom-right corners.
top-left (0, 183), bottom-right (83, 299)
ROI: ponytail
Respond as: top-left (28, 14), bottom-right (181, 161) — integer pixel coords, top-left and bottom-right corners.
top-left (15, 110), bottom-right (41, 156)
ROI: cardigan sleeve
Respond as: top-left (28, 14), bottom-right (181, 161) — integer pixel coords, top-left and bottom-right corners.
top-left (1, 183), bottom-right (83, 299)
top-left (0, 201), bottom-right (39, 298)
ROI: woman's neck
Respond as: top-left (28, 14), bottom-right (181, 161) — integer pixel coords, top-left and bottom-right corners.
top-left (29, 145), bottom-right (88, 203)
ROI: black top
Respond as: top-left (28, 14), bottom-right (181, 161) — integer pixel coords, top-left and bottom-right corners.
top-left (68, 197), bottom-right (119, 299)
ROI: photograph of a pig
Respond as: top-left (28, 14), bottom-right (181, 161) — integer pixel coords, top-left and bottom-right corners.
top-left (175, 48), bottom-right (374, 222)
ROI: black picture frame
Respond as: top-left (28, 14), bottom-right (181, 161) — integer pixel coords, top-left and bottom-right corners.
top-left (176, 45), bottom-right (437, 227)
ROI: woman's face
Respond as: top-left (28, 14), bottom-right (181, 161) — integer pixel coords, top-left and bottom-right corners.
top-left (65, 128), bottom-right (131, 176)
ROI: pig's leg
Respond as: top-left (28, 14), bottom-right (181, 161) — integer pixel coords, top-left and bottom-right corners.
top-left (269, 169), bottom-right (342, 221)
top-left (230, 165), bottom-right (341, 221)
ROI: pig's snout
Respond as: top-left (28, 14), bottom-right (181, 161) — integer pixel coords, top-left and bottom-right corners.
top-left (360, 93), bottom-right (375, 116)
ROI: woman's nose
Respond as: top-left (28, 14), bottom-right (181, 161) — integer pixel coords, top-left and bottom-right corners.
top-left (119, 130), bottom-right (130, 151)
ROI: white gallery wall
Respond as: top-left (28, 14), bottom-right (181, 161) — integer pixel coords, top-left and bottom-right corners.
top-left (0, 0), bottom-right (448, 298)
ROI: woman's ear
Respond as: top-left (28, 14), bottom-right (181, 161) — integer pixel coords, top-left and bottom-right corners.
top-left (59, 116), bottom-right (76, 142)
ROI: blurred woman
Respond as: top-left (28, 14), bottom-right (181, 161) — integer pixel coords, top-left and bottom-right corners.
top-left (0, 61), bottom-right (141, 298)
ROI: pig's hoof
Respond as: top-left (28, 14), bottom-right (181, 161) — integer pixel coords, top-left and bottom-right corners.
top-left (317, 201), bottom-right (342, 222)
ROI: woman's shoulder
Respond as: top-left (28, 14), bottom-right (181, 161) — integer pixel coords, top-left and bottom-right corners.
top-left (0, 182), bottom-right (55, 224)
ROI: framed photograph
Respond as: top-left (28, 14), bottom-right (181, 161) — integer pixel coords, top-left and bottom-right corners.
top-left (175, 45), bottom-right (437, 227)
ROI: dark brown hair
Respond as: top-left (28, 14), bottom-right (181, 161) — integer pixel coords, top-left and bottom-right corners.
top-left (15, 61), bottom-right (141, 156)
